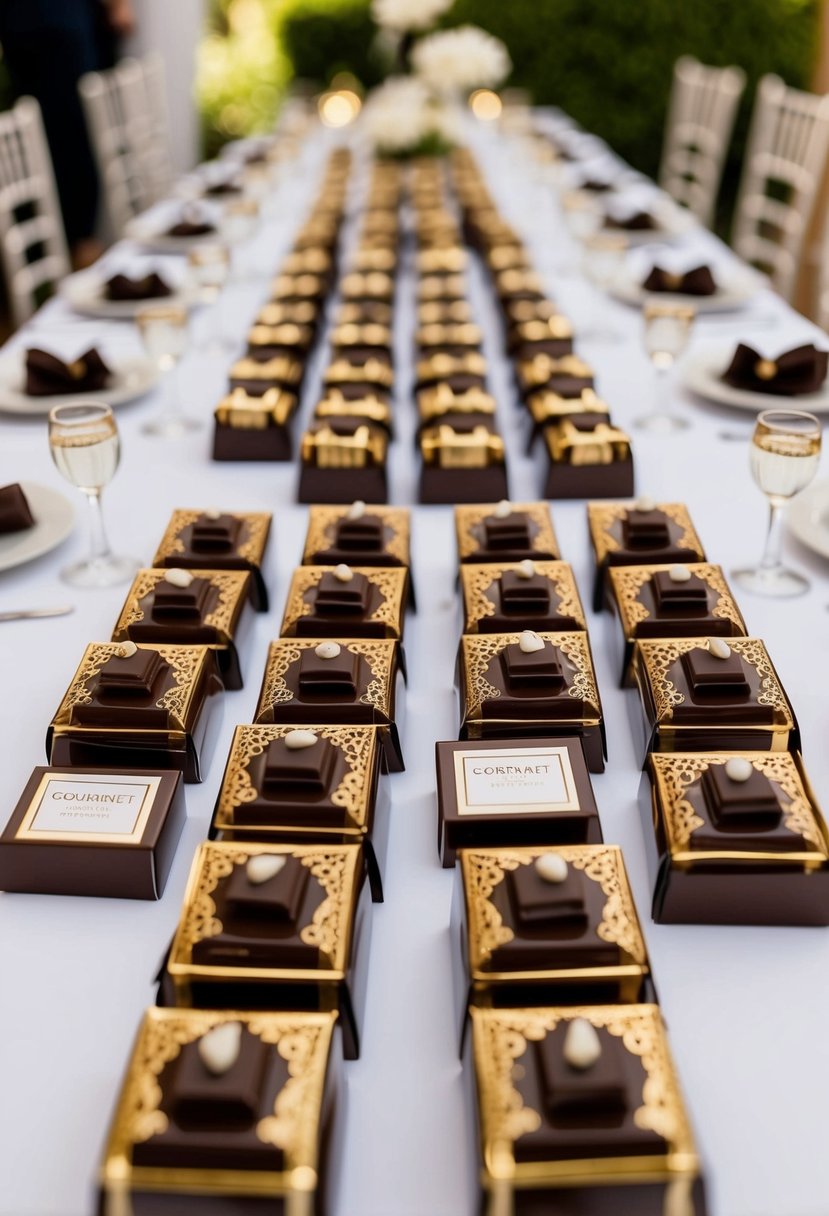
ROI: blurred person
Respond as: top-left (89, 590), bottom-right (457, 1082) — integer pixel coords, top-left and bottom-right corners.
top-left (0, 0), bottom-right (136, 269)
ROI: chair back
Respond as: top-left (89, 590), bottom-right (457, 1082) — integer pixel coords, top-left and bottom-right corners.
top-left (659, 55), bottom-right (746, 228)
top-left (733, 74), bottom-right (829, 301)
top-left (0, 96), bottom-right (71, 327)
top-left (79, 64), bottom-right (154, 238)
top-left (116, 54), bottom-right (174, 202)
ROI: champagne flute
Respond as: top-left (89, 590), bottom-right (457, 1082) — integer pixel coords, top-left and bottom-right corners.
top-left (48, 402), bottom-right (139, 588)
top-left (137, 304), bottom-right (200, 438)
top-left (187, 244), bottom-right (231, 353)
top-left (732, 409), bottom-right (822, 597)
top-left (222, 198), bottom-right (260, 282)
top-left (555, 189), bottom-right (602, 276)
top-left (577, 232), bottom-right (628, 343)
top-left (634, 302), bottom-right (695, 432)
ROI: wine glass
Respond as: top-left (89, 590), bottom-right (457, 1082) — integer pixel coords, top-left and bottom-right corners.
top-left (136, 304), bottom-right (201, 438)
top-left (576, 232), bottom-right (628, 343)
top-left (634, 302), bottom-right (695, 432)
top-left (555, 189), bottom-right (602, 276)
top-left (222, 198), bottom-right (260, 281)
top-left (732, 409), bottom-right (822, 597)
top-left (187, 244), bottom-right (231, 353)
top-left (48, 402), bottom-right (139, 588)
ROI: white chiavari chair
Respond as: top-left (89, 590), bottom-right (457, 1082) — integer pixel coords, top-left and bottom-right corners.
top-left (0, 96), bottom-right (71, 327)
top-left (79, 63), bottom-right (153, 237)
top-left (732, 73), bottom-right (829, 302)
top-left (117, 54), bottom-right (174, 202)
top-left (659, 55), bottom-right (746, 229)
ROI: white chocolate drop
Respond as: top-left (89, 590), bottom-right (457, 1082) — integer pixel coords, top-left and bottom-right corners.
top-left (204, 507), bottom-right (222, 520)
top-left (333, 563), bottom-right (354, 582)
top-left (668, 564), bottom-right (691, 583)
top-left (535, 853), bottom-right (568, 884)
top-left (518, 629), bottom-right (545, 654)
top-left (708, 637), bottom-right (731, 660)
top-left (284, 729), bottom-right (318, 750)
top-left (314, 641), bottom-right (341, 660)
top-left (346, 500), bottom-right (366, 520)
top-left (198, 1022), bottom-right (242, 1076)
top-left (725, 757), bottom-right (753, 783)
top-left (116, 640), bottom-right (138, 659)
top-left (246, 854), bottom-right (287, 885)
top-left (516, 559), bottom-right (536, 580)
top-left (165, 568), bottom-right (194, 588)
top-left (494, 499), bottom-right (512, 518)
top-left (634, 495), bottom-right (656, 512)
top-left (563, 1018), bottom-right (602, 1071)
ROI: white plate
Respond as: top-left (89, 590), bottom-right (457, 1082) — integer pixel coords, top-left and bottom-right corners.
top-left (0, 482), bottom-right (74, 572)
top-left (60, 272), bottom-right (196, 320)
top-left (682, 347), bottom-right (829, 414)
top-left (787, 479), bottom-right (829, 559)
top-left (124, 215), bottom-right (221, 254)
top-left (609, 270), bottom-right (758, 313)
top-left (0, 352), bottom-right (159, 416)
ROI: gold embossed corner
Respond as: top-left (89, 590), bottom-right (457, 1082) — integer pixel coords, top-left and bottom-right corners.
top-left (470, 1005), bottom-right (700, 1190)
top-left (461, 845), bottom-right (647, 975)
top-left (214, 723), bottom-right (378, 834)
top-left (99, 1008), bottom-right (336, 1197)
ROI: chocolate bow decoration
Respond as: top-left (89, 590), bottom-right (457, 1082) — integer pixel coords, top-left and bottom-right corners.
top-left (165, 215), bottom-right (215, 238)
top-left (722, 343), bottom-right (828, 396)
top-left (105, 272), bottom-right (172, 301)
top-left (643, 265), bottom-right (716, 296)
top-left (204, 179), bottom-right (243, 197)
top-left (25, 348), bottom-right (112, 397)
top-left (604, 210), bottom-right (656, 231)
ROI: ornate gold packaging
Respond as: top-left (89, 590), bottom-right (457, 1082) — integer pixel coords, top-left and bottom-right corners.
top-left (323, 357), bottom-right (394, 391)
top-left (300, 423), bottom-right (388, 470)
top-left (161, 841), bottom-right (370, 1057)
top-left (459, 561), bottom-right (586, 634)
top-left (421, 423), bottom-right (505, 470)
top-left (313, 390), bottom-right (392, 431)
top-left (152, 509), bottom-right (272, 612)
top-left (468, 1005), bottom-right (705, 1215)
top-left (301, 504), bottom-right (410, 570)
top-left (586, 500), bottom-right (706, 612)
top-left (228, 352), bottom-right (303, 388)
top-left (213, 386), bottom-right (297, 428)
top-left (455, 502), bottom-right (561, 564)
top-left (640, 751), bottom-right (829, 924)
top-left (279, 565), bottom-right (408, 641)
top-left (98, 1008), bottom-right (342, 1212)
top-left (417, 383), bottom-right (497, 426)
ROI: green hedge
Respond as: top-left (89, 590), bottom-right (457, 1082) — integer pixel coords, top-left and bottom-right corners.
top-left (281, 0), bottom-right (821, 231)
top-left (280, 0), bottom-right (388, 89)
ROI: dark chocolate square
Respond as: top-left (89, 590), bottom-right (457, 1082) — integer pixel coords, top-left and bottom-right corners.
top-left (170, 1029), bottom-right (270, 1126)
top-left (500, 571), bottom-right (552, 612)
top-left (262, 736), bottom-right (337, 793)
top-left (298, 646), bottom-right (360, 695)
top-left (701, 763), bottom-right (781, 827)
top-left (651, 571), bottom-right (709, 613)
top-left (152, 576), bottom-right (213, 620)
top-left (501, 641), bottom-right (564, 690)
top-left (681, 647), bottom-right (750, 697)
top-left (191, 514), bottom-right (242, 553)
top-left (0, 483), bottom-right (35, 533)
top-left (622, 509), bottom-right (671, 549)
top-left (536, 1026), bottom-right (627, 1120)
top-left (335, 515), bottom-right (385, 552)
top-left (507, 863), bottom-right (588, 930)
top-left (222, 855), bottom-right (309, 921)
top-left (96, 649), bottom-right (165, 696)
top-left (314, 571), bottom-right (371, 613)
top-left (484, 513), bottom-right (532, 551)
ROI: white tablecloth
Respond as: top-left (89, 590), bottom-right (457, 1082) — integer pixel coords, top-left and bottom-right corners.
top-left (0, 120), bottom-right (827, 1216)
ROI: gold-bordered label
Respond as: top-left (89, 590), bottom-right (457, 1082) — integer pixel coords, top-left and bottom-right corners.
top-left (16, 772), bottom-right (161, 844)
top-left (453, 745), bottom-right (580, 817)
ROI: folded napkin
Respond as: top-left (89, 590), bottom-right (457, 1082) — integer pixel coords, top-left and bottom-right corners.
top-left (25, 347), bottom-right (112, 397)
top-left (605, 210), bottom-right (656, 231)
top-left (643, 265), bottom-right (717, 296)
top-left (722, 343), bottom-right (828, 395)
top-left (165, 215), bottom-right (216, 238)
top-left (0, 483), bottom-right (35, 534)
top-left (580, 178), bottom-right (613, 193)
top-left (104, 272), bottom-right (172, 301)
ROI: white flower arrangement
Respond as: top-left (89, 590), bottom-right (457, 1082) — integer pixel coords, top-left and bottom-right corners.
top-left (410, 25), bottom-right (511, 95)
top-left (359, 75), bottom-right (461, 155)
top-left (371, 0), bottom-right (454, 33)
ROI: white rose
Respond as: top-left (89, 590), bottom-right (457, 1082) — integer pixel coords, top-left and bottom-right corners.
top-left (371, 0), bottom-right (453, 33)
top-left (360, 77), bottom-right (433, 153)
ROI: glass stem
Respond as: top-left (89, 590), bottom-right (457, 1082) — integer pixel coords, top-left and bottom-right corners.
top-left (85, 489), bottom-right (112, 565)
top-left (759, 500), bottom-right (785, 572)
top-left (162, 361), bottom-right (183, 419)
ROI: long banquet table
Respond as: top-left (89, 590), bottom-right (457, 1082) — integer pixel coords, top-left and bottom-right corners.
top-left (0, 114), bottom-right (828, 1216)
